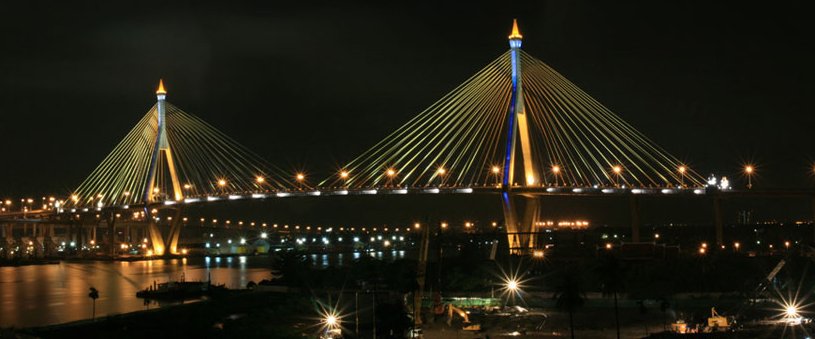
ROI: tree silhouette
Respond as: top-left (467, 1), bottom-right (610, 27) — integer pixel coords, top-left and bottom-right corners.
top-left (598, 253), bottom-right (623, 339)
top-left (554, 266), bottom-right (585, 339)
top-left (88, 287), bottom-right (99, 321)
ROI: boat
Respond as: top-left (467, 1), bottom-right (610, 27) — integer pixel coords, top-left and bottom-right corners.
top-left (136, 273), bottom-right (225, 300)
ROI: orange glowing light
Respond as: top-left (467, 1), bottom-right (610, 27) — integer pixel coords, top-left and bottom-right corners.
top-left (156, 79), bottom-right (167, 95)
top-left (508, 19), bottom-right (523, 40)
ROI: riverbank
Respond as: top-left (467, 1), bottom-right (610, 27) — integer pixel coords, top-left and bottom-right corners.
top-left (9, 290), bottom-right (314, 339)
top-left (0, 252), bottom-right (256, 267)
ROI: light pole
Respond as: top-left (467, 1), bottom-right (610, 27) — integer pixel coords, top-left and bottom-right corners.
top-left (255, 176), bottom-right (265, 191)
top-left (744, 165), bottom-right (754, 189)
top-left (436, 166), bottom-right (446, 187)
top-left (295, 173), bottom-right (305, 190)
top-left (339, 170), bottom-right (349, 188)
top-left (678, 165), bottom-right (687, 187)
top-left (491, 165), bottom-right (501, 187)
top-left (612, 165), bottom-right (623, 187)
top-left (385, 168), bottom-right (397, 187)
top-left (551, 165), bottom-right (561, 186)
top-left (505, 278), bottom-right (520, 306)
top-left (217, 178), bottom-right (227, 194)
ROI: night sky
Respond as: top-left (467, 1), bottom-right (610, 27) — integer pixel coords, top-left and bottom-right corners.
top-left (1, 2), bottom-right (814, 224)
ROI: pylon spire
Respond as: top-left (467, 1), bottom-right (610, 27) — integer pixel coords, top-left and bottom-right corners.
top-left (508, 19), bottom-right (523, 40)
top-left (156, 79), bottom-right (167, 96)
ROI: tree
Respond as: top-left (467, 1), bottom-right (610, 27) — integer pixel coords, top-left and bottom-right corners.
top-left (88, 287), bottom-right (99, 321)
top-left (597, 253), bottom-right (623, 339)
top-left (554, 267), bottom-right (585, 339)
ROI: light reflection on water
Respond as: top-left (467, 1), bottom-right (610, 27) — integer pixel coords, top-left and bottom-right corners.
top-left (0, 256), bottom-right (272, 328)
top-left (0, 251), bottom-right (408, 328)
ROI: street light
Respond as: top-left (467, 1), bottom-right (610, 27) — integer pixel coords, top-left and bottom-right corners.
top-left (744, 165), bottom-right (754, 189)
top-left (325, 314), bottom-right (338, 327)
top-left (678, 165), bottom-right (687, 187)
top-left (786, 305), bottom-right (799, 318)
top-left (295, 173), bottom-right (306, 189)
top-left (611, 165), bottom-right (623, 187)
top-left (551, 165), bottom-right (561, 186)
top-left (256, 176), bottom-right (265, 184)
top-left (506, 279), bottom-right (518, 293)
top-left (385, 168), bottom-right (397, 187)
top-left (491, 165), bottom-right (502, 186)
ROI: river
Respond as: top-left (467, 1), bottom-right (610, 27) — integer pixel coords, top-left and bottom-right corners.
top-left (0, 251), bottom-right (407, 328)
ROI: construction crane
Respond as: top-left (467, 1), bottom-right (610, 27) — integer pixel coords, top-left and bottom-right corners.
top-left (752, 259), bottom-right (785, 299)
top-left (446, 304), bottom-right (481, 331)
top-left (706, 307), bottom-right (731, 331)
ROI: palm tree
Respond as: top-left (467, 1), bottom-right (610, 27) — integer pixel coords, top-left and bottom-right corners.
top-left (598, 253), bottom-right (623, 339)
top-left (554, 267), bottom-right (585, 339)
top-left (88, 287), bottom-right (99, 321)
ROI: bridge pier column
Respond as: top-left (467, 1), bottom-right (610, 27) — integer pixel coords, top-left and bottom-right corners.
top-left (630, 195), bottom-right (641, 242)
top-left (713, 196), bottom-right (724, 246)
top-left (166, 207), bottom-right (184, 255)
top-left (105, 213), bottom-right (115, 255)
top-left (501, 193), bottom-right (539, 255)
top-left (148, 221), bottom-right (164, 256)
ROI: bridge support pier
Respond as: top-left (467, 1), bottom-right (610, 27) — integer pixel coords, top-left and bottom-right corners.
top-left (106, 213), bottom-right (117, 256)
top-left (147, 218), bottom-right (165, 256)
top-left (166, 207), bottom-right (184, 255)
top-left (147, 206), bottom-right (185, 256)
top-left (501, 193), bottom-right (540, 255)
top-left (713, 196), bottom-right (724, 246)
top-left (630, 196), bottom-right (641, 242)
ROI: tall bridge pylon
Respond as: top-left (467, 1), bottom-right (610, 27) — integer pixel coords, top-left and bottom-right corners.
top-left (502, 20), bottom-right (540, 254)
top-left (65, 81), bottom-right (295, 255)
top-left (144, 81), bottom-right (184, 255)
top-left (323, 20), bottom-right (706, 254)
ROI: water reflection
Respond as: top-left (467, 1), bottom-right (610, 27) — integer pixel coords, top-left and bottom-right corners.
top-left (0, 251), bottom-right (410, 328)
top-left (0, 256), bottom-right (272, 328)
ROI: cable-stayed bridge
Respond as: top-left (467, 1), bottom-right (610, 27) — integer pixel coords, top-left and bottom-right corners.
top-left (3, 21), bottom-right (814, 256)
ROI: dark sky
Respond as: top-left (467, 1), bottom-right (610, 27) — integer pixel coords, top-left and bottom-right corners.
top-left (1, 2), bottom-right (814, 201)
